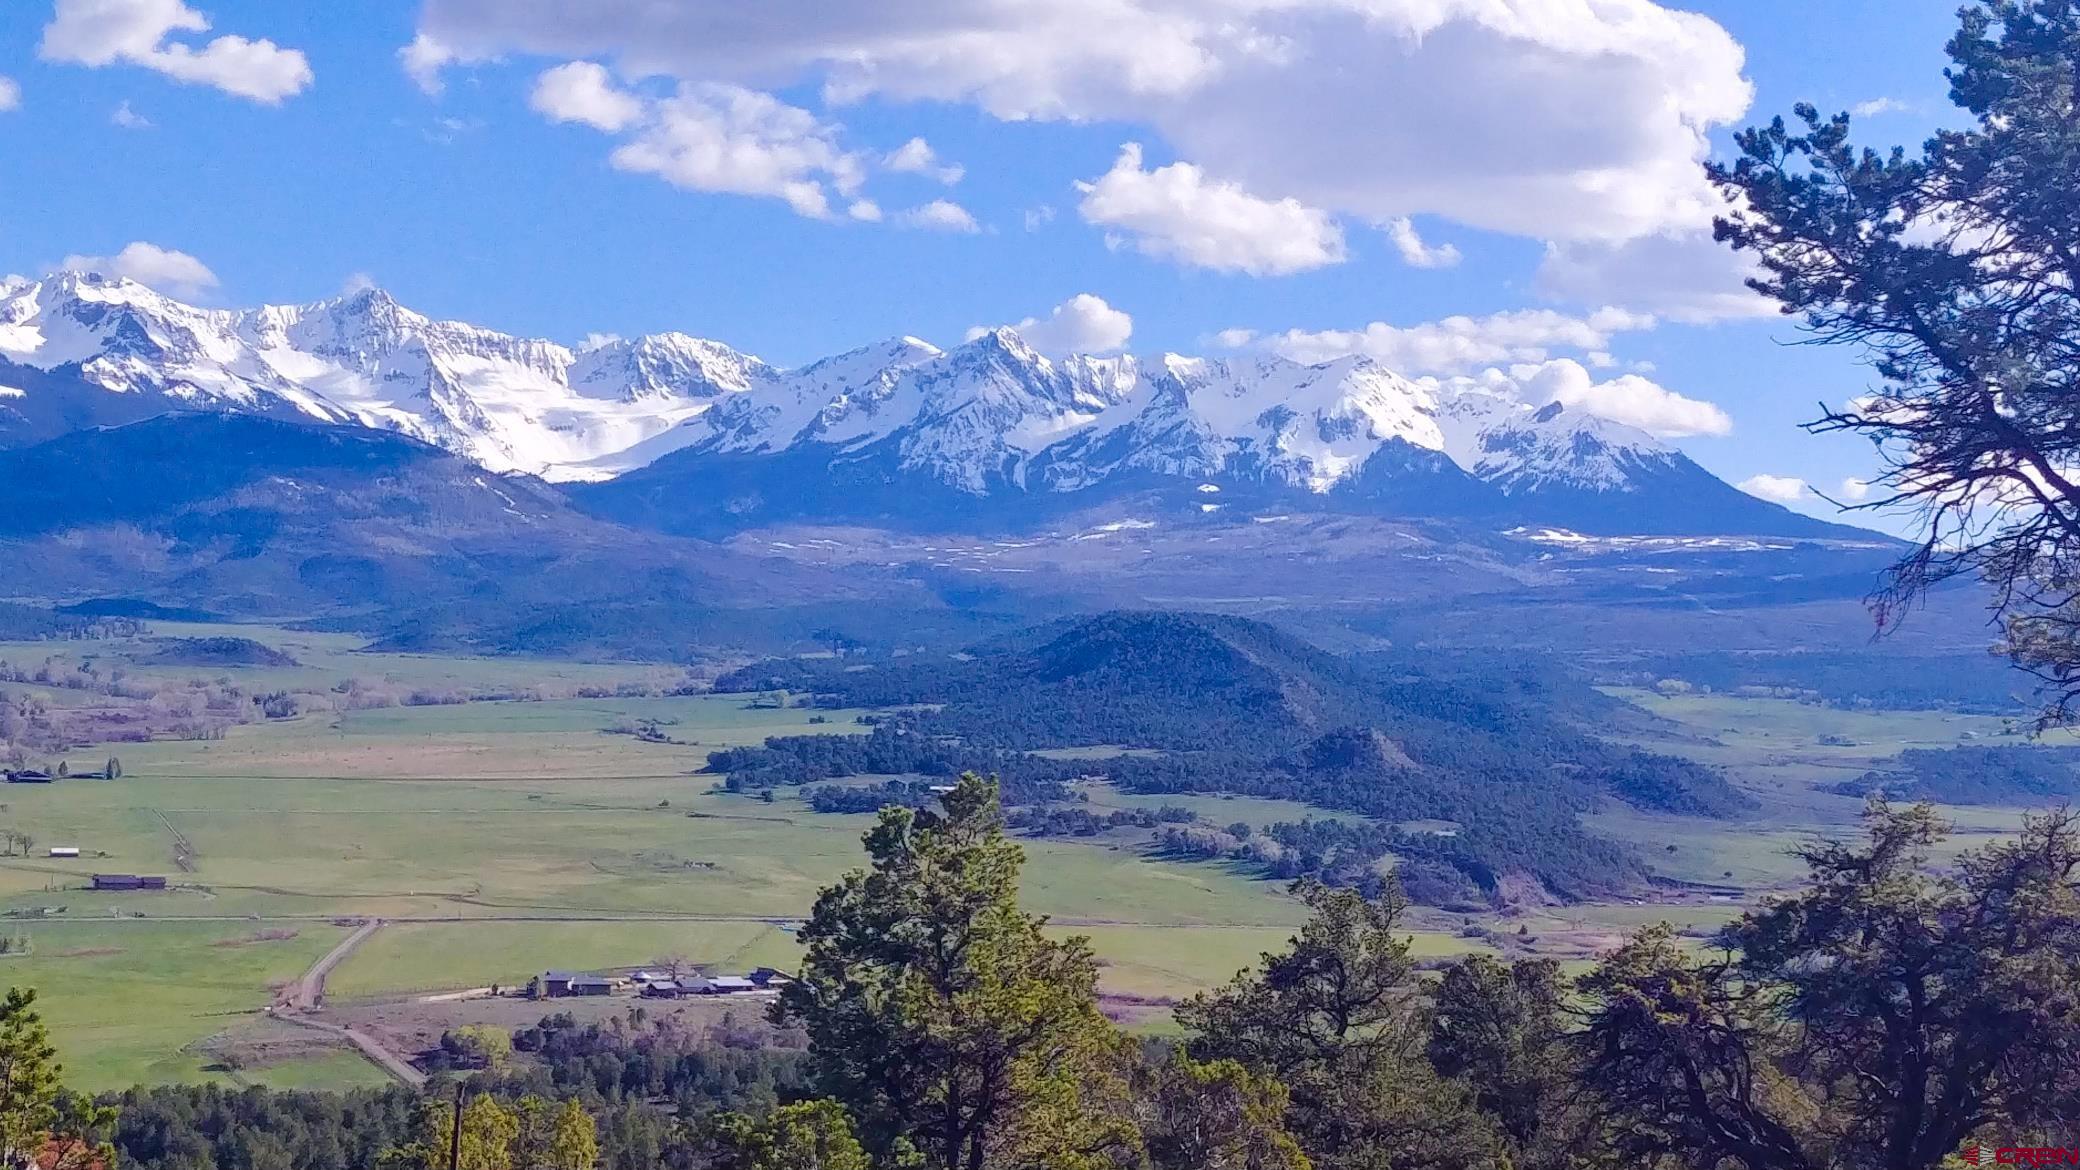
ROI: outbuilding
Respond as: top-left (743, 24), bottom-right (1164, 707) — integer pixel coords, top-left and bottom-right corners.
top-left (690, 975), bottom-right (758, 995)
top-left (48, 847), bottom-right (78, 859)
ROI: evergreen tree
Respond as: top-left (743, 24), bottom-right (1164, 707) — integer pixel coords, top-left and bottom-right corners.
top-left (1177, 881), bottom-right (1509, 1170)
top-left (701, 1099), bottom-right (872, 1170)
top-left (1578, 802), bottom-right (2080, 1169)
top-left (381, 1094), bottom-right (521, 1170)
top-left (547, 1098), bottom-right (598, 1170)
top-left (0, 987), bottom-right (62, 1167)
top-left (1425, 955), bottom-right (1584, 1166)
top-left (1711, 1), bottom-right (2080, 721)
top-left (775, 774), bottom-right (1140, 1170)
top-left (1134, 1052), bottom-right (1309, 1170)
top-left (511, 1096), bottom-right (597, 1170)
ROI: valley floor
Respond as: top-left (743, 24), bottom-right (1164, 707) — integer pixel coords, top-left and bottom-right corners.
top-left (0, 623), bottom-right (2045, 1089)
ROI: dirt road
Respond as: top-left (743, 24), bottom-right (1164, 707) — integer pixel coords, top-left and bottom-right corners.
top-left (279, 919), bottom-right (384, 1012)
top-left (268, 919), bottom-right (429, 1087)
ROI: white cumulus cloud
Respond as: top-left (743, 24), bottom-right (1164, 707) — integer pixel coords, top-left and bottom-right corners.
top-left (396, 32), bottom-right (498, 97)
top-left (1839, 476), bottom-right (1873, 502)
top-left (1518, 358), bottom-right (1732, 438)
top-left (530, 61), bottom-right (644, 132)
top-left (110, 100), bottom-right (151, 128)
top-left (884, 136), bottom-right (964, 184)
top-left (1383, 217), bottom-right (1461, 269)
top-left (1536, 229), bottom-right (1776, 323)
top-left (1076, 143), bottom-right (1345, 275)
top-left (0, 77), bottom-right (19, 112)
top-left (531, 72), bottom-right (867, 220)
top-left (1259, 307), bottom-right (1655, 374)
top-left (41, 0), bottom-right (311, 104)
top-left (970, 293), bottom-right (1133, 356)
top-left (897, 199), bottom-right (981, 233)
top-left (57, 241), bottom-right (219, 295)
top-left (1851, 97), bottom-right (1905, 118)
top-left (1738, 474), bottom-right (1807, 503)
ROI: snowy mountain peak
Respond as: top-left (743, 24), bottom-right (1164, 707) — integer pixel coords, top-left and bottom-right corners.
top-left (568, 332), bottom-right (769, 403)
top-left (0, 275), bottom-right (1705, 517)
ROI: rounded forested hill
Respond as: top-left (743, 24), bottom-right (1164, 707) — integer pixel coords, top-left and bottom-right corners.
top-left (136, 636), bottom-right (297, 668)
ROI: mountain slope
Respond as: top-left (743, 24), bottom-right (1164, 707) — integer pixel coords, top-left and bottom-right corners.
top-left (0, 414), bottom-right (906, 653)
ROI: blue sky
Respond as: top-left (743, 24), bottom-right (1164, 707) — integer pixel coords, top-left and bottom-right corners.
top-left (0, 0), bottom-right (1972, 527)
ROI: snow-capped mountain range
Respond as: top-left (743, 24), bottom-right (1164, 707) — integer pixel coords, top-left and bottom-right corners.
top-left (0, 271), bottom-right (1831, 537)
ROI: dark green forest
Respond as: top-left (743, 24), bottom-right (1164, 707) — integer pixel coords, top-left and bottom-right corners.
top-left (714, 611), bottom-right (1745, 900)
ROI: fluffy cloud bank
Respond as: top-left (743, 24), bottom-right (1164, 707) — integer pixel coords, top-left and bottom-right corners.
top-left (57, 241), bottom-right (219, 295)
top-left (531, 65), bottom-right (867, 219)
top-left (898, 200), bottom-right (981, 233)
top-left (1536, 230), bottom-right (1776, 323)
top-left (1076, 144), bottom-right (1345, 275)
top-left (41, 0), bottom-right (311, 103)
top-left (1737, 474), bottom-right (1807, 503)
top-left (971, 294), bottom-right (1134, 356)
top-left (1228, 308), bottom-right (1731, 438)
top-left (410, 0), bottom-right (1753, 253)
top-left (1251, 307), bottom-right (1655, 374)
top-left (1512, 359), bottom-right (1732, 439)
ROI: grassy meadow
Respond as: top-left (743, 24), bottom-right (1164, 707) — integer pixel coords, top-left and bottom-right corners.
top-left (0, 920), bottom-right (346, 1090)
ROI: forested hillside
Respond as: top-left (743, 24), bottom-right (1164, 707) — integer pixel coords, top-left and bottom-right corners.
top-left (714, 611), bottom-right (1746, 900)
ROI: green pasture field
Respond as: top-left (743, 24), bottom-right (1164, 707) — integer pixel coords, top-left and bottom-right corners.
top-left (0, 627), bottom-right (1316, 1086)
top-left (236, 1049), bottom-right (397, 1091)
top-left (0, 622), bottom-right (687, 696)
top-left (0, 920), bottom-right (346, 1091)
top-left (1594, 690), bottom-right (2054, 890)
top-left (1065, 923), bottom-right (1489, 1002)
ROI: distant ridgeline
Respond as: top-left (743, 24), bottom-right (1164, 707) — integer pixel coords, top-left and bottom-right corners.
top-left (1605, 649), bottom-right (2033, 714)
top-left (0, 602), bottom-right (142, 642)
top-left (711, 611), bottom-right (1749, 904)
top-left (1830, 745), bottom-right (2080, 804)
